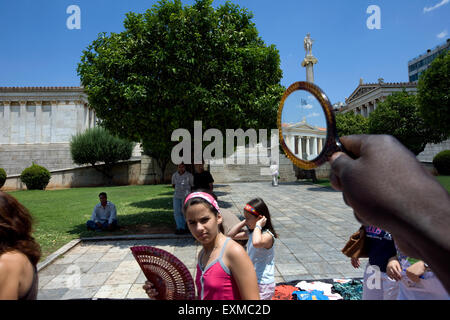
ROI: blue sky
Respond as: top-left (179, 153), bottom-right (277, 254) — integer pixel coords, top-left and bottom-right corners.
top-left (0, 0), bottom-right (448, 104)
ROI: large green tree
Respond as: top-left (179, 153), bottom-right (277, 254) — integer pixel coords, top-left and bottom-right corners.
top-left (417, 51), bottom-right (450, 140)
top-left (335, 111), bottom-right (369, 137)
top-left (368, 90), bottom-right (442, 155)
top-left (77, 0), bottom-right (284, 180)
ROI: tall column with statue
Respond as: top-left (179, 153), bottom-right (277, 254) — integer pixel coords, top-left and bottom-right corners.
top-left (297, 33), bottom-right (319, 182)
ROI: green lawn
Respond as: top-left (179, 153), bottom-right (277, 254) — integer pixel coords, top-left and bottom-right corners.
top-left (435, 175), bottom-right (450, 192)
top-left (8, 185), bottom-right (175, 261)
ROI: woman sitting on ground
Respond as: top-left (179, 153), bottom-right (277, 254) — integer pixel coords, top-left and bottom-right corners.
top-left (0, 192), bottom-right (41, 300)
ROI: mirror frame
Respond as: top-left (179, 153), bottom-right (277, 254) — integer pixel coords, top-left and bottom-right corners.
top-left (277, 81), bottom-right (338, 169)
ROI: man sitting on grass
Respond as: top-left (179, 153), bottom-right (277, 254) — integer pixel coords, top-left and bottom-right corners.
top-left (86, 192), bottom-right (118, 231)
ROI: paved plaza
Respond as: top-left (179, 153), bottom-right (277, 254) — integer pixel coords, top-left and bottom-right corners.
top-left (37, 181), bottom-right (366, 300)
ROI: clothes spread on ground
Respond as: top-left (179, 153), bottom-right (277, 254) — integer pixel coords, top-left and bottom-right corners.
top-left (292, 290), bottom-right (329, 300)
top-left (272, 279), bottom-right (362, 300)
top-left (272, 285), bottom-right (298, 300)
top-left (364, 226), bottom-right (397, 273)
top-left (331, 279), bottom-right (363, 300)
top-left (295, 280), bottom-right (343, 300)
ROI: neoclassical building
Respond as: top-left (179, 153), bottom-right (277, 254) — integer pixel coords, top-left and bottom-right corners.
top-left (0, 87), bottom-right (96, 175)
top-left (339, 78), bottom-right (417, 117)
top-left (282, 120), bottom-right (326, 160)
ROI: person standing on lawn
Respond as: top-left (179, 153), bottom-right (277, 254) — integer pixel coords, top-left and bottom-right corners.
top-left (86, 192), bottom-right (118, 231)
top-left (172, 162), bottom-right (194, 235)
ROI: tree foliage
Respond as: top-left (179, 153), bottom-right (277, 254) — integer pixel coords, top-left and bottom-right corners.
top-left (368, 90), bottom-right (441, 155)
top-left (70, 127), bottom-right (134, 179)
top-left (77, 0), bottom-right (284, 179)
top-left (417, 51), bottom-right (450, 140)
top-left (335, 111), bottom-right (369, 137)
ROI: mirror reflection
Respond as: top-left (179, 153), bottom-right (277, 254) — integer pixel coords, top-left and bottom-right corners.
top-left (281, 89), bottom-right (327, 161)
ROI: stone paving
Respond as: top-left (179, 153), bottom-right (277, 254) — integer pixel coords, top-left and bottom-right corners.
top-left (37, 181), bottom-right (366, 300)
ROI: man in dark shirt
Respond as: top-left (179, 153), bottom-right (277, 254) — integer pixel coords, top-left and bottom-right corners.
top-left (193, 163), bottom-right (214, 192)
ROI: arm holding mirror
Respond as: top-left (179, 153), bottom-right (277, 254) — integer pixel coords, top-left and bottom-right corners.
top-left (329, 134), bottom-right (450, 293)
top-left (277, 82), bottom-right (450, 293)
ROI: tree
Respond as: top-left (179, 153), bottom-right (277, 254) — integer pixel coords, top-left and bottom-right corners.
top-left (77, 0), bottom-right (284, 181)
top-left (70, 127), bottom-right (134, 179)
top-left (417, 51), bottom-right (450, 140)
top-left (368, 90), bottom-right (442, 155)
top-left (335, 111), bottom-right (369, 137)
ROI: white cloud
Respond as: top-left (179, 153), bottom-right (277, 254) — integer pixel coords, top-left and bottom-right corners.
top-left (437, 30), bottom-right (448, 38)
top-left (307, 112), bottom-right (321, 118)
top-left (299, 104), bottom-right (313, 110)
top-left (424, 0), bottom-right (449, 13)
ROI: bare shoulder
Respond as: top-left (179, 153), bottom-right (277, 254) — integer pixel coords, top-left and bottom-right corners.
top-left (0, 251), bottom-right (26, 275)
top-left (225, 239), bottom-right (247, 260)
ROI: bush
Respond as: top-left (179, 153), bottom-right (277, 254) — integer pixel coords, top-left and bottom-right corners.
top-left (70, 127), bottom-right (134, 178)
top-left (20, 163), bottom-right (51, 190)
top-left (433, 150), bottom-right (450, 175)
top-left (0, 168), bottom-right (6, 188)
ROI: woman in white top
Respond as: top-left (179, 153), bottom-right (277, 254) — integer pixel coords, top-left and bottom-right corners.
top-left (227, 198), bottom-right (278, 300)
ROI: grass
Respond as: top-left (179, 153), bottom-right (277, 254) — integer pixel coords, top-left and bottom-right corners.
top-left (8, 185), bottom-right (175, 261)
top-left (435, 175), bottom-right (450, 192)
top-left (314, 179), bottom-right (332, 188)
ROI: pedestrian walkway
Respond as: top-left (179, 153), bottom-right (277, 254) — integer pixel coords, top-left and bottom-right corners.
top-left (37, 181), bottom-right (366, 300)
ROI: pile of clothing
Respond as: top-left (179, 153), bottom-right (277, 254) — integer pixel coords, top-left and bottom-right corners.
top-left (272, 278), bottom-right (363, 300)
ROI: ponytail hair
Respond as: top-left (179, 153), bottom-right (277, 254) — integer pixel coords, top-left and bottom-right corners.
top-left (246, 198), bottom-right (278, 238)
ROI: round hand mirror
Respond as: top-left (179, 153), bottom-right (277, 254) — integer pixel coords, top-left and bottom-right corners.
top-left (277, 81), bottom-right (349, 169)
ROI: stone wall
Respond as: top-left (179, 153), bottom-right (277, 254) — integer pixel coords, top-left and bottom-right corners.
top-left (417, 139), bottom-right (450, 163)
top-left (2, 160), bottom-right (142, 191)
top-left (0, 143), bottom-right (77, 176)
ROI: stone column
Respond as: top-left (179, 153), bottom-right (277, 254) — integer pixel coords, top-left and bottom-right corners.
top-left (306, 137), bottom-right (310, 158)
top-left (2, 101), bottom-right (11, 144)
top-left (318, 137), bottom-right (323, 153)
top-left (19, 101), bottom-right (27, 144)
top-left (35, 101), bottom-right (43, 144)
top-left (299, 136), bottom-right (303, 158)
top-left (84, 105), bottom-right (89, 130)
top-left (50, 101), bottom-right (58, 143)
top-left (313, 137), bottom-right (318, 156)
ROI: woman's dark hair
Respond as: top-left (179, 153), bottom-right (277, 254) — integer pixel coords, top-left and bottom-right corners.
top-left (246, 198), bottom-right (278, 238)
top-left (183, 189), bottom-right (224, 234)
top-left (0, 192), bottom-right (41, 266)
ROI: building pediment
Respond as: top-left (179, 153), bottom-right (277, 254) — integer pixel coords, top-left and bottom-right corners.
top-left (346, 85), bottom-right (379, 104)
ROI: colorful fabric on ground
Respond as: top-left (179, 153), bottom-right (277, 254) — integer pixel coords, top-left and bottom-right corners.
top-left (332, 279), bottom-right (363, 300)
top-left (292, 290), bottom-right (329, 300)
top-left (272, 285), bottom-right (297, 300)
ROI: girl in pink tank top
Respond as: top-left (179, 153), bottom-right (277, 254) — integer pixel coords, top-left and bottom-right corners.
top-left (185, 191), bottom-right (259, 300)
top-left (143, 190), bottom-right (259, 300)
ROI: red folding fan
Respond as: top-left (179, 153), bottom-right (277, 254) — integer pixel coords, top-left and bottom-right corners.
top-left (130, 246), bottom-right (196, 300)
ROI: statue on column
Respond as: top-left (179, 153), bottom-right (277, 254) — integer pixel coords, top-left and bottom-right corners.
top-left (303, 33), bottom-right (314, 57)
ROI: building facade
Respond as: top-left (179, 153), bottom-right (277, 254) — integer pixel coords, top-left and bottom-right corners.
top-left (282, 120), bottom-right (326, 161)
top-left (339, 78), bottom-right (417, 117)
top-left (0, 87), bottom-right (95, 175)
top-left (408, 39), bottom-right (450, 82)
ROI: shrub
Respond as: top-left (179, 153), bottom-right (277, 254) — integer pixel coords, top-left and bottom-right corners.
top-left (0, 168), bottom-right (6, 188)
top-left (70, 127), bottom-right (134, 178)
top-left (20, 163), bottom-right (51, 190)
top-left (433, 150), bottom-right (450, 175)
